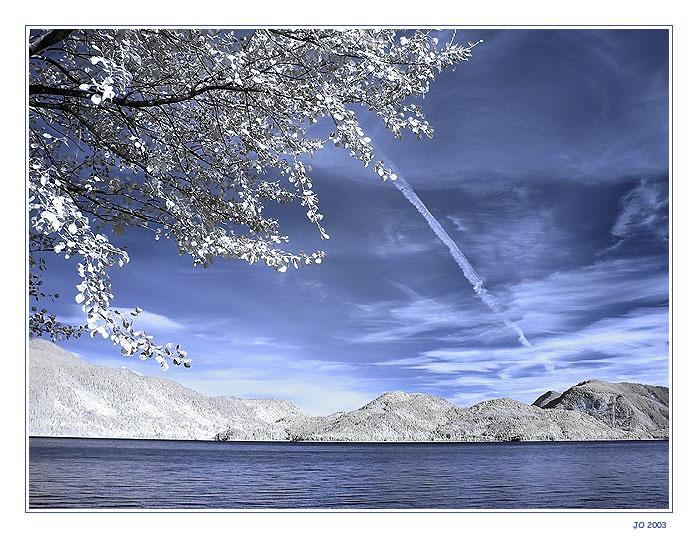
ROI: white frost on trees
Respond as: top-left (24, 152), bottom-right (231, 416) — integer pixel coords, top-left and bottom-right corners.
top-left (28, 29), bottom-right (477, 368)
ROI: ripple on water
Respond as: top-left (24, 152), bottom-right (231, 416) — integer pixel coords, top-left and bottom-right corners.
top-left (29, 438), bottom-right (669, 509)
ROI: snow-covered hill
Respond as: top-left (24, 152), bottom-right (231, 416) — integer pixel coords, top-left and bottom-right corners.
top-left (536, 379), bottom-right (669, 438)
top-left (28, 339), bottom-right (308, 440)
top-left (285, 391), bottom-right (458, 442)
top-left (255, 392), bottom-right (651, 442)
top-left (28, 339), bottom-right (669, 441)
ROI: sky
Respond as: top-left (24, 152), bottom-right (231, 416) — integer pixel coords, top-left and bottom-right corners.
top-left (38, 29), bottom-right (670, 416)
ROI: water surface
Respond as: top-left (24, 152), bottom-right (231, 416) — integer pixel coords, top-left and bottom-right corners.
top-left (28, 437), bottom-right (669, 509)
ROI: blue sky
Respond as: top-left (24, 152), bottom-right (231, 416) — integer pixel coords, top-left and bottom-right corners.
top-left (39, 29), bottom-right (670, 415)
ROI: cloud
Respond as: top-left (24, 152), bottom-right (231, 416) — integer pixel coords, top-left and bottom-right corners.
top-left (60, 305), bottom-right (187, 333)
top-left (504, 256), bottom-right (668, 338)
top-left (164, 352), bottom-right (377, 416)
top-left (99, 306), bottom-right (186, 333)
top-left (357, 253), bottom-right (667, 408)
top-left (343, 284), bottom-right (481, 344)
top-left (446, 205), bottom-right (569, 281)
top-left (377, 305), bottom-right (668, 407)
top-left (344, 254), bottom-right (667, 349)
top-left (372, 218), bottom-right (441, 257)
top-left (197, 330), bottom-right (299, 351)
top-left (610, 178), bottom-right (669, 242)
top-left (59, 338), bottom-right (378, 416)
top-left (182, 375), bottom-right (378, 417)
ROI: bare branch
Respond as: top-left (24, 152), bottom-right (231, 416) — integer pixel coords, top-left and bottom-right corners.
top-left (29, 29), bottom-right (74, 56)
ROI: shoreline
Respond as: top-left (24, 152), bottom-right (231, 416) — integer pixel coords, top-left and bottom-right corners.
top-left (28, 435), bottom-right (669, 444)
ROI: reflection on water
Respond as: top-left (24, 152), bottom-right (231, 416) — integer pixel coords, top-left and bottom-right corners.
top-left (29, 437), bottom-right (669, 509)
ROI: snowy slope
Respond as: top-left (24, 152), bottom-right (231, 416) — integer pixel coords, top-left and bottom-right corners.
top-left (539, 379), bottom-right (669, 438)
top-left (29, 339), bottom-right (669, 442)
top-left (434, 398), bottom-right (640, 441)
top-left (285, 391), bottom-right (457, 441)
top-left (28, 339), bottom-right (308, 440)
top-left (271, 392), bottom-right (646, 442)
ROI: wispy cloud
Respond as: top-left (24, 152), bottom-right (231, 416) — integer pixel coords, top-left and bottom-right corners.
top-left (60, 305), bottom-right (187, 333)
top-left (505, 256), bottom-right (668, 338)
top-left (610, 178), bottom-right (669, 242)
top-left (165, 351), bottom-right (377, 416)
top-left (372, 218), bottom-right (441, 257)
top-left (343, 284), bottom-right (481, 344)
top-left (353, 252), bottom-right (667, 408)
top-left (115, 307), bottom-right (187, 332)
top-left (345, 255), bottom-right (667, 348)
top-left (445, 205), bottom-right (571, 280)
top-left (377, 305), bottom-right (668, 406)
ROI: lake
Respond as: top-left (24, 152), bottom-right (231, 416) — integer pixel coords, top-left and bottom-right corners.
top-left (28, 437), bottom-right (669, 510)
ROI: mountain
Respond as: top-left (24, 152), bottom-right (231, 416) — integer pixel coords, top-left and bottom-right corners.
top-left (28, 339), bottom-right (669, 441)
top-left (285, 391), bottom-right (458, 442)
top-left (535, 379), bottom-right (669, 439)
top-left (258, 391), bottom-right (639, 442)
top-left (432, 398), bottom-right (641, 442)
top-left (532, 390), bottom-right (561, 407)
top-left (28, 339), bottom-right (308, 440)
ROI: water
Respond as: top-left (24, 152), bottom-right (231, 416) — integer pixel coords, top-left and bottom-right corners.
top-left (28, 437), bottom-right (669, 510)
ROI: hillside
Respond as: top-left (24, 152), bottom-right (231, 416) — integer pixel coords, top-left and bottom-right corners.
top-left (536, 379), bottom-right (669, 439)
top-left (257, 392), bottom-right (638, 442)
top-left (29, 340), bottom-right (669, 441)
top-left (28, 339), bottom-right (308, 440)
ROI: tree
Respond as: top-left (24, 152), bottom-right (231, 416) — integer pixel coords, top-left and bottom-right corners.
top-left (28, 28), bottom-right (477, 368)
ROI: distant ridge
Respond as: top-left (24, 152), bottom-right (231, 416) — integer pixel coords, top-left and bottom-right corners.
top-left (28, 339), bottom-right (307, 440)
top-left (28, 339), bottom-right (669, 442)
top-left (532, 390), bottom-right (561, 408)
top-left (537, 379), bottom-right (669, 438)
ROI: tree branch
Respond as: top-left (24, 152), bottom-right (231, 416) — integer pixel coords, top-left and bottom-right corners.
top-left (30, 82), bottom-right (263, 109)
top-left (29, 29), bottom-right (74, 56)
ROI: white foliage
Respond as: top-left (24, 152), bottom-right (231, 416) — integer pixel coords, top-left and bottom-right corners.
top-left (28, 29), bottom-right (477, 367)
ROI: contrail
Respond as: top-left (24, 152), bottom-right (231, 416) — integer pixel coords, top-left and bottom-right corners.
top-left (378, 153), bottom-right (532, 347)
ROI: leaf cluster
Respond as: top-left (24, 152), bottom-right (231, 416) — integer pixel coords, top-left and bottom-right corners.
top-left (28, 28), bottom-right (476, 368)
